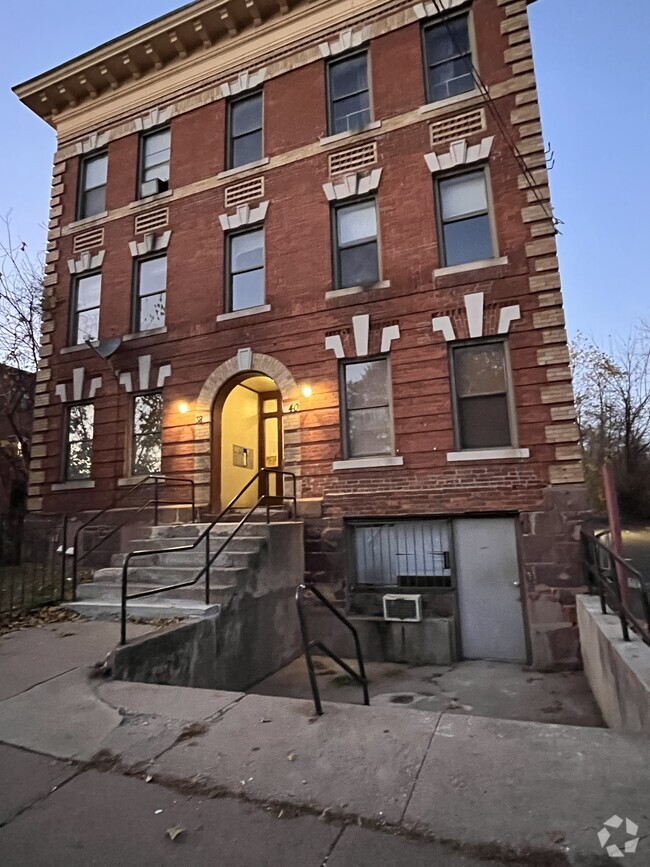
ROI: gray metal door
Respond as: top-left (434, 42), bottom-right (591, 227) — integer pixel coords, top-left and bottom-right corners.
top-left (454, 517), bottom-right (527, 662)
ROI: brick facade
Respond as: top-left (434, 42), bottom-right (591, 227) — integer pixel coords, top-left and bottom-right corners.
top-left (17, 0), bottom-right (588, 669)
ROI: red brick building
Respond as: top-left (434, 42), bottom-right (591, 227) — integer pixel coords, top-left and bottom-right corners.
top-left (14, 0), bottom-right (587, 669)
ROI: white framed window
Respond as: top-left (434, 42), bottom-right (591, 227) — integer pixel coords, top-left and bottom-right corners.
top-left (436, 169), bottom-right (495, 266)
top-left (333, 199), bottom-right (380, 289)
top-left (64, 403), bottom-right (94, 481)
top-left (340, 357), bottom-right (394, 458)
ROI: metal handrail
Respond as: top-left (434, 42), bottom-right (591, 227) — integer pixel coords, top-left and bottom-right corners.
top-left (120, 468), bottom-right (298, 644)
top-left (295, 582), bottom-right (369, 716)
top-left (581, 529), bottom-right (650, 646)
top-left (70, 474), bottom-right (196, 598)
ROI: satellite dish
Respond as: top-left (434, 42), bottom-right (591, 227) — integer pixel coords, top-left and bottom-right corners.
top-left (86, 337), bottom-right (122, 360)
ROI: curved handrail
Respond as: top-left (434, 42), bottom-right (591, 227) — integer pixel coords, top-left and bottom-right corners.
top-left (70, 474), bottom-right (196, 597)
top-left (120, 468), bottom-right (298, 644)
top-left (295, 582), bottom-right (369, 716)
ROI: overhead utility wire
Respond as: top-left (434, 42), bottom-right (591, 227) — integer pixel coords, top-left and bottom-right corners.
top-left (430, 0), bottom-right (561, 231)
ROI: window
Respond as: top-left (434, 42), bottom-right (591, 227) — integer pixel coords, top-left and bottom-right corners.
top-left (77, 153), bottom-right (107, 220)
top-left (333, 200), bottom-right (379, 289)
top-left (451, 341), bottom-right (514, 450)
top-left (134, 255), bottom-right (167, 332)
top-left (227, 228), bottom-right (265, 312)
top-left (327, 51), bottom-right (371, 135)
top-left (227, 92), bottom-right (263, 170)
top-left (437, 170), bottom-right (495, 267)
top-left (131, 392), bottom-right (163, 476)
top-left (352, 521), bottom-right (452, 588)
top-left (70, 273), bottom-right (101, 345)
top-left (340, 358), bottom-right (393, 458)
top-left (139, 128), bottom-right (171, 197)
top-left (64, 403), bottom-right (94, 481)
top-left (423, 13), bottom-right (474, 103)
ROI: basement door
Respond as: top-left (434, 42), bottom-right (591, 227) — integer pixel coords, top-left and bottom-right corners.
top-left (454, 518), bottom-right (527, 662)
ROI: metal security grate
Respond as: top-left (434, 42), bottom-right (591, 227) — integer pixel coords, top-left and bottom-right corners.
top-left (429, 108), bottom-right (486, 147)
top-left (72, 227), bottom-right (104, 253)
top-left (329, 141), bottom-right (378, 176)
top-left (352, 521), bottom-right (452, 589)
top-left (225, 176), bottom-right (265, 208)
top-left (134, 207), bottom-right (169, 235)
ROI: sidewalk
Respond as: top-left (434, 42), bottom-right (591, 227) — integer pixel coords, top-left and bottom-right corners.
top-left (0, 618), bottom-right (649, 866)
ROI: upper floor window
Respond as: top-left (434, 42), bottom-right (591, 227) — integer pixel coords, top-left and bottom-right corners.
top-left (77, 153), bottom-right (107, 220)
top-left (139, 127), bottom-right (171, 198)
top-left (436, 169), bottom-right (495, 267)
top-left (451, 340), bottom-right (514, 450)
top-left (70, 272), bottom-right (101, 345)
top-left (64, 402), bottom-right (94, 481)
top-left (131, 391), bottom-right (163, 476)
top-left (133, 255), bottom-right (167, 332)
top-left (227, 228), bottom-right (265, 312)
top-left (340, 357), bottom-right (394, 458)
top-left (333, 199), bottom-right (379, 289)
top-left (227, 92), bottom-right (263, 170)
top-left (327, 51), bottom-right (371, 135)
top-left (423, 13), bottom-right (474, 103)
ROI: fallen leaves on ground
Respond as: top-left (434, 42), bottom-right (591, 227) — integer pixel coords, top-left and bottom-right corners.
top-left (0, 606), bottom-right (83, 636)
top-left (166, 826), bottom-right (186, 842)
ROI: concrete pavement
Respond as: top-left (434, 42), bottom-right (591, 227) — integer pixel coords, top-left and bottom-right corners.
top-left (0, 619), bottom-right (649, 865)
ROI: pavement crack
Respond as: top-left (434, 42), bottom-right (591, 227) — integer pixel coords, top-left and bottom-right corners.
top-left (0, 666), bottom-right (78, 703)
top-left (399, 713), bottom-right (441, 824)
top-left (320, 826), bottom-right (345, 865)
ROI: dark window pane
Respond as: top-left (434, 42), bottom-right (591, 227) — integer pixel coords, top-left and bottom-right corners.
top-left (82, 186), bottom-right (106, 219)
top-left (454, 345), bottom-right (507, 398)
top-left (132, 392), bottom-right (163, 476)
top-left (330, 54), bottom-right (368, 100)
top-left (458, 395), bottom-right (511, 449)
top-left (67, 441), bottom-right (93, 480)
top-left (138, 293), bottom-right (166, 331)
top-left (443, 215), bottom-right (493, 266)
top-left (340, 242), bottom-right (379, 287)
top-left (232, 130), bottom-right (263, 167)
top-left (332, 93), bottom-right (371, 133)
top-left (429, 58), bottom-right (474, 101)
top-left (75, 308), bottom-right (100, 344)
top-left (425, 17), bottom-right (470, 65)
top-left (231, 94), bottom-right (263, 136)
top-left (344, 360), bottom-right (388, 409)
top-left (231, 270), bottom-right (265, 311)
top-left (139, 257), bottom-right (167, 296)
top-left (76, 274), bottom-right (102, 310)
top-left (231, 230), bottom-right (264, 272)
top-left (347, 407), bottom-right (393, 457)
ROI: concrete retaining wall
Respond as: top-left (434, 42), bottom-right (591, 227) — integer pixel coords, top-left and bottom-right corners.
top-left (577, 595), bottom-right (650, 735)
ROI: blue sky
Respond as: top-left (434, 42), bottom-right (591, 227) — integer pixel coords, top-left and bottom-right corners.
top-left (0, 0), bottom-right (648, 342)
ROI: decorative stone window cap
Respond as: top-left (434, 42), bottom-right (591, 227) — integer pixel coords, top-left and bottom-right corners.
top-left (333, 455), bottom-right (404, 470)
top-left (325, 313), bottom-right (400, 359)
top-left (412, 0), bottom-right (467, 20)
top-left (319, 27), bottom-right (371, 58)
top-left (134, 105), bottom-right (174, 131)
top-left (431, 292), bottom-right (521, 343)
top-left (68, 249), bottom-right (105, 274)
top-left (129, 231), bottom-right (172, 257)
top-left (323, 169), bottom-right (382, 202)
top-left (117, 354), bottom-right (172, 393)
top-left (55, 367), bottom-right (103, 403)
top-left (75, 131), bottom-right (109, 155)
top-left (425, 136), bottom-right (495, 174)
top-left (447, 448), bottom-right (530, 462)
top-left (219, 201), bottom-right (269, 231)
top-left (220, 68), bottom-right (267, 98)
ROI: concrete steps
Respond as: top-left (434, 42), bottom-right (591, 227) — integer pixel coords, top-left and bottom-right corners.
top-left (65, 597), bottom-right (221, 621)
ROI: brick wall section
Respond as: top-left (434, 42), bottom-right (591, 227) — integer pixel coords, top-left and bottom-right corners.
top-left (30, 0), bottom-right (587, 669)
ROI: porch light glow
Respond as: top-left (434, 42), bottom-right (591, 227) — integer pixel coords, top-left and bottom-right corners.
top-left (301, 385), bottom-right (313, 398)
top-left (178, 401), bottom-right (190, 414)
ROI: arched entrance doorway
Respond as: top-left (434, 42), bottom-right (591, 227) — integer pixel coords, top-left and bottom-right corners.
top-left (212, 372), bottom-right (283, 512)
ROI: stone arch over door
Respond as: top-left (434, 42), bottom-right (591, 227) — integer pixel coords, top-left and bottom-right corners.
top-left (193, 350), bottom-right (301, 507)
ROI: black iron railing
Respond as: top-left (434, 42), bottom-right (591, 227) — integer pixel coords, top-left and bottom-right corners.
top-left (69, 474), bottom-right (196, 599)
top-left (120, 468), bottom-right (297, 645)
top-left (581, 529), bottom-right (650, 646)
top-left (295, 582), bottom-right (369, 716)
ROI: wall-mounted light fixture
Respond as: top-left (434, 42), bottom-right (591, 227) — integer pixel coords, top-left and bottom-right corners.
top-left (178, 401), bottom-right (190, 414)
top-left (301, 385), bottom-right (313, 398)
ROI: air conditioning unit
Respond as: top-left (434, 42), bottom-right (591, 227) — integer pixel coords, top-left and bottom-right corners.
top-left (382, 594), bottom-right (422, 623)
top-left (141, 178), bottom-right (167, 198)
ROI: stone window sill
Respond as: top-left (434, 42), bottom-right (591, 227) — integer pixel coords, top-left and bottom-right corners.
top-left (319, 121), bottom-right (382, 147)
top-left (123, 327), bottom-right (168, 342)
top-left (60, 341), bottom-right (98, 355)
top-left (117, 476), bottom-right (158, 487)
top-left (217, 158), bottom-right (270, 180)
top-left (66, 212), bottom-right (109, 231)
top-left (51, 480), bottom-right (96, 491)
top-left (434, 257), bottom-right (509, 278)
top-left (129, 190), bottom-right (173, 209)
top-left (418, 89), bottom-right (482, 115)
top-left (325, 280), bottom-right (390, 300)
top-left (217, 304), bottom-right (271, 322)
top-left (333, 455), bottom-right (404, 471)
top-left (447, 447), bottom-right (530, 463)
